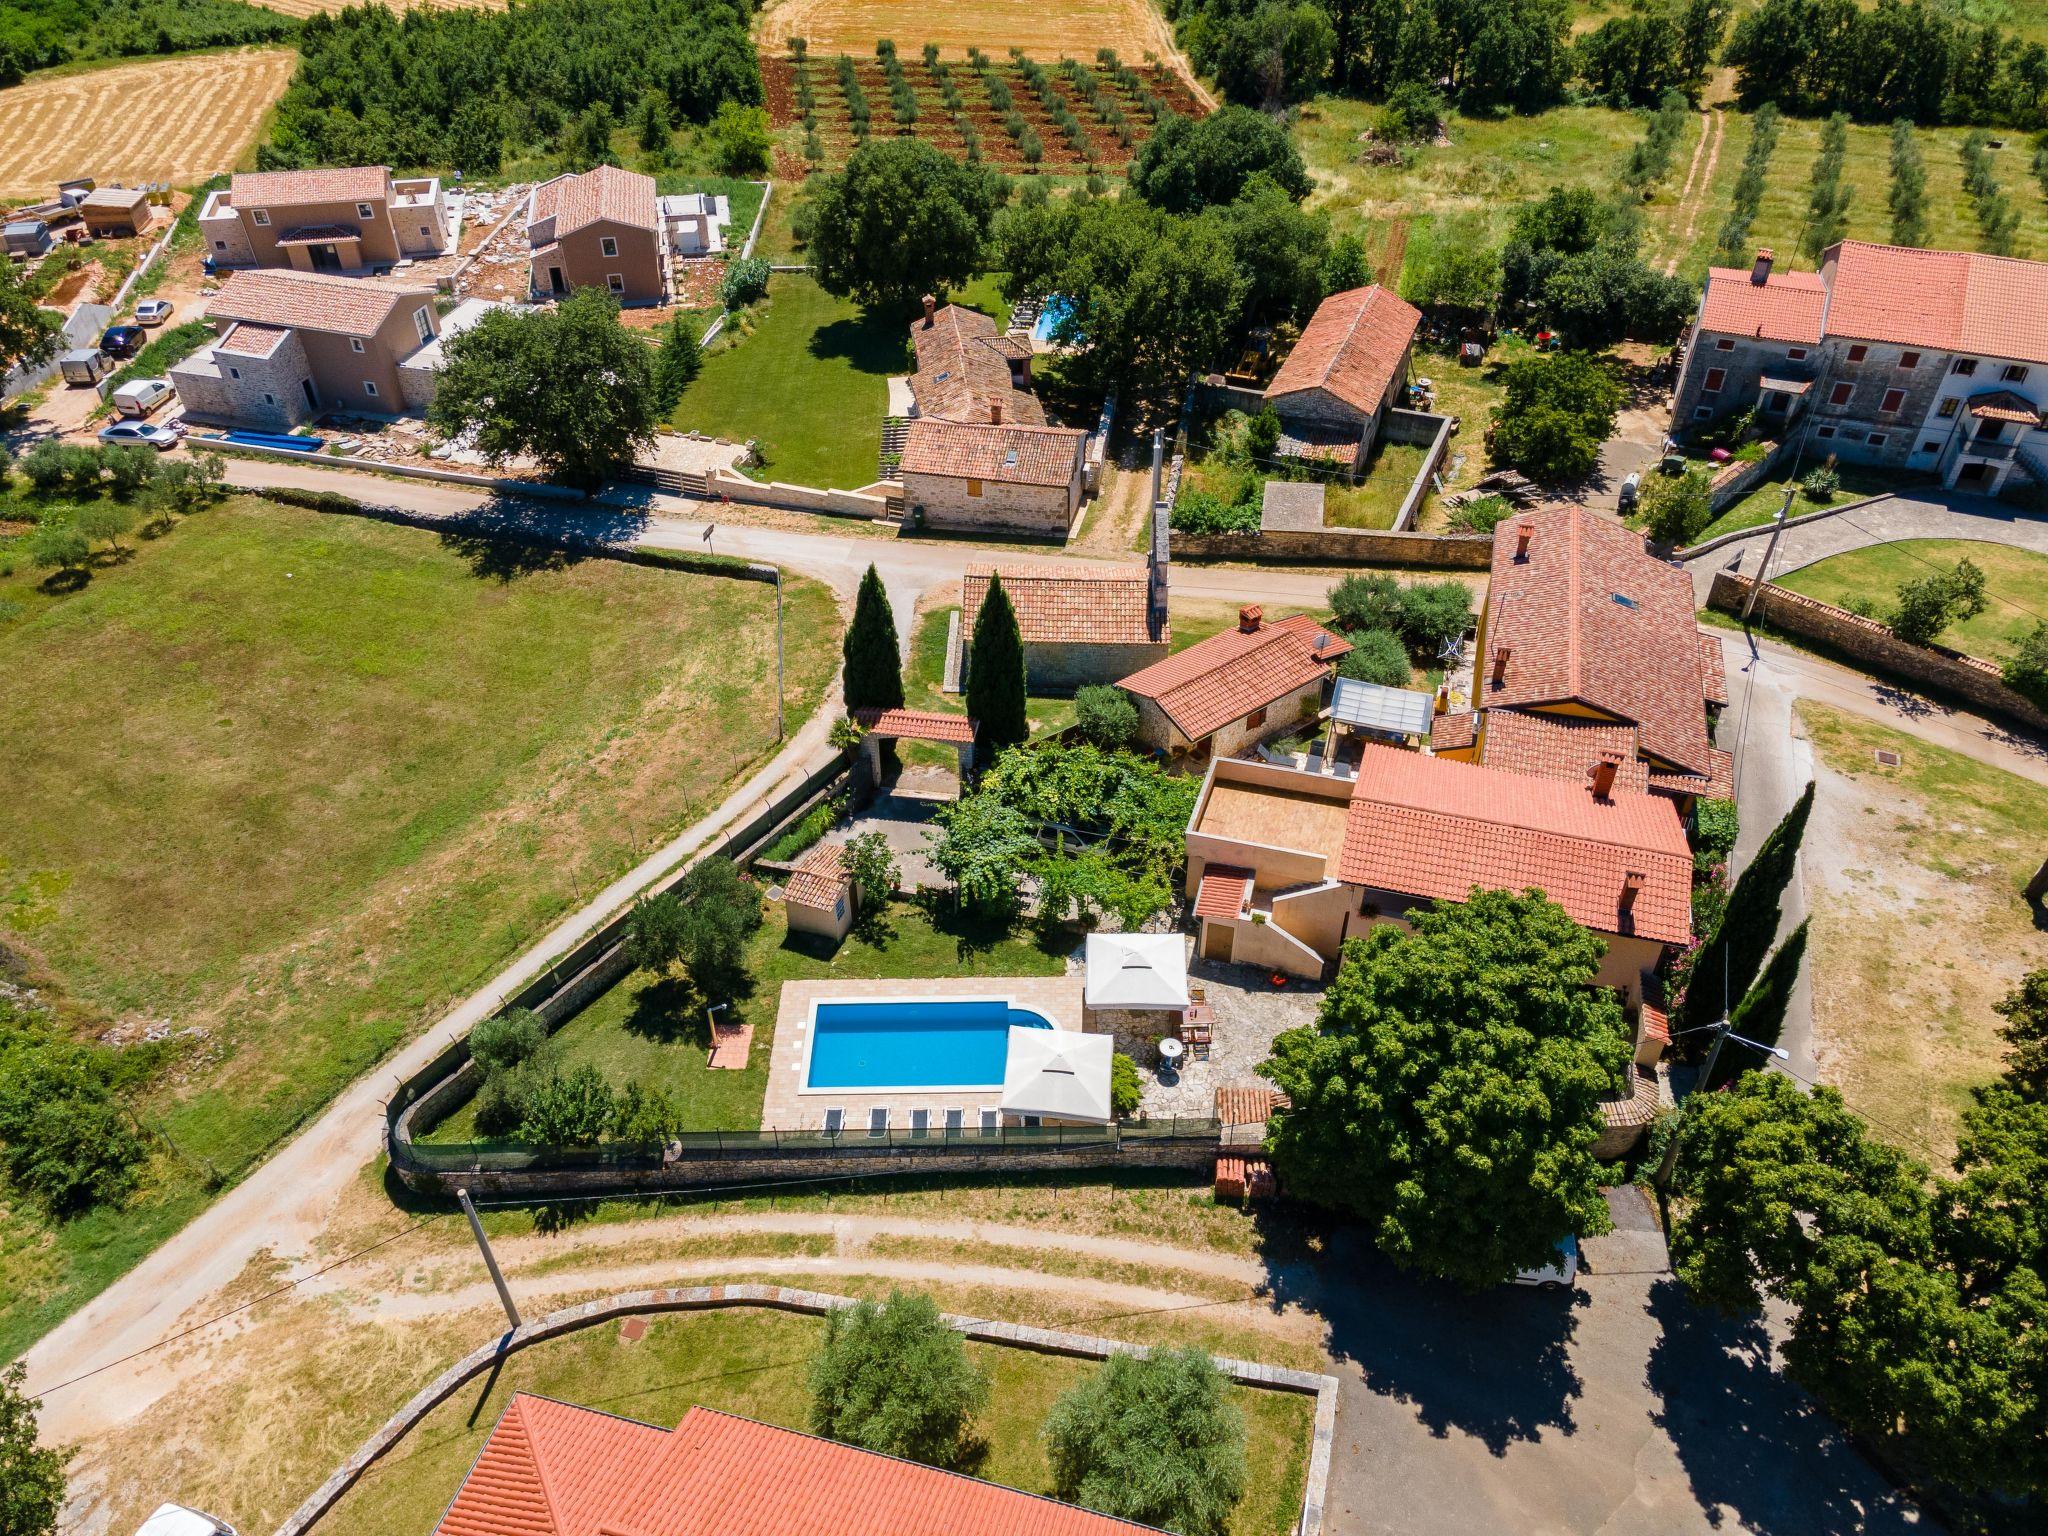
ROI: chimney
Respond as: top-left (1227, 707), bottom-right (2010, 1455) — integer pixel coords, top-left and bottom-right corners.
top-left (989, 399), bottom-right (1003, 426)
top-left (1591, 752), bottom-right (1622, 800)
top-left (1238, 604), bottom-right (1263, 635)
top-left (1514, 520), bottom-right (1534, 561)
top-left (1490, 644), bottom-right (1511, 685)
top-left (1620, 870), bottom-right (1646, 912)
top-left (1751, 248), bottom-right (1773, 286)
top-left (921, 293), bottom-right (936, 325)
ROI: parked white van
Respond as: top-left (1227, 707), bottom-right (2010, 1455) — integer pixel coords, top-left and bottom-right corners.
top-left (112, 377), bottom-right (175, 419)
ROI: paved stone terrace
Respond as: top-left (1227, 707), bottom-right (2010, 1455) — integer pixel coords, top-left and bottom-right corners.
top-left (763, 974), bottom-right (1086, 1131)
top-left (1121, 955), bottom-right (1324, 1119)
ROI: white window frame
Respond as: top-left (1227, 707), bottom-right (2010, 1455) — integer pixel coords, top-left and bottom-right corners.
top-left (1879, 388), bottom-right (1906, 415)
top-left (2004, 363), bottom-right (2029, 383)
top-left (945, 1108), bottom-right (963, 1135)
top-left (412, 306), bottom-right (432, 346)
top-left (1714, 337), bottom-right (1734, 351)
top-left (600, 235), bottom-right (619, 258)
top-left (909, 1108), bottom-right (930, 1138)
top-left (1787, 347), bottom-right (1808, 361)
top-left (822, 1107), bottom-right (844, 1136)
top-left (251, 208), bottom-right (269, 227)
top-left (1828, 382), bottom-right (1853, 406)
top-left (1692, 406), bottom-right (1711, 420)
top-left (979, 1107), bottom-right (999, 1134)
top-left (606, 272), bottom-right (625, 294)
top-left (364, 380), bottom-right (379, 398)
top-left (1846, 344), bottom-right (1868, 363)
top-left (349, 337), bottom-right (365, 354)
top-left (867, 1107), bottom-right (888, 1138)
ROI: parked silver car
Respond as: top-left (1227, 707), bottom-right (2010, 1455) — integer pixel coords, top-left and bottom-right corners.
top-left (98, 419), bottom-right (184, 450)
top-left (134, 298), bottom-right (175, 326)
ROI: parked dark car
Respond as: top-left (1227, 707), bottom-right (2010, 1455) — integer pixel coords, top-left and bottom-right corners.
top-left (99, 324), bottom-right (145, 358)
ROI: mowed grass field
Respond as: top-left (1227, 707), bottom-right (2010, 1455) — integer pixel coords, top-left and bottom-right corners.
top-left (758, 0), bottom-right (1187, 62)
top-left (0, 497), bottom-right (840, 1358)
top-left (1774, 539), bottom-right (2048, 661)
top-left (0, 49), bottom-right (297, 199)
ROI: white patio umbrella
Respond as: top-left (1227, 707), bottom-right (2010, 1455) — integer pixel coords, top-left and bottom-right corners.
top-left (1083, 932), bottom-right (1190, 1010)
top-left (999, 1027), bottom-right (1114, 1124)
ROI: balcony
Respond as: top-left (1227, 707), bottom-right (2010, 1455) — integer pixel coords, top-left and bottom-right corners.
top-left (1959, 437), bottom-right (2017, 462)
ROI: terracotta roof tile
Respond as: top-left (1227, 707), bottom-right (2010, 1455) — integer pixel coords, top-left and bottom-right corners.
top-left (1118, 614), bottom-right (1350, 742)
top-left (1478, 710), bottom-right (1650, 796)
top-left (784, 842), bottom-right (850, 909)
top-left (529, 165), bottom-right (659, 238)
top-left (1214, 1084), bottom-right (1287, 1125)
top-left (1602, 1064), bottom-right (1663, 1130)
top-left (1696, 265), bottom-right (1828, 345)
top-left (1698, 634), bottom-right (1729, 706)
top-left (1647, 746), bottom-right (1735, 802)
top-left (228, 165), bottom-right (388, 209)
top-left (1966, 388), bottom-right (2041, 425)
top-left (207, 267), bottom-right (434, 340)
top-left (1429, 710), bottom-right (1478, 752)
top-left (962, 565), bottom-right (1158, 646)
top-left (908, 304), bottom-right (1043, 425)
top-left (852, 707), bottom-right (977, 744)
top-left (1482, 505), bottom-right (1715, 776)
top-left (273, 223), bottom-right (361, 246)
top-left (1822, 239), bottom-right (2048, 366)
top-left (214, 321), bottom-right (291, 358)
top-left (1194, 864), bottom-right (1253, 919)
top-left (1265, 285), bottom-right (1421, 418)
top-left (1337, 744), bottom-right (1692, 946)
top-left (899, 419), bottom-right (1084, 487)
top-left (438, 1396), bottom-right (1163, 1536)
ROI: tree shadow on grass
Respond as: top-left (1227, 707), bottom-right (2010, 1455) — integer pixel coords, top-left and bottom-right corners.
top-left (908, 890), bottom-right (1033, 964)
top-left (809, 314), bottom-right (912, 376)
top-left (621, 974), bottom-right (712, 1047)
top-left (437, 528), bottom-right (589, 582)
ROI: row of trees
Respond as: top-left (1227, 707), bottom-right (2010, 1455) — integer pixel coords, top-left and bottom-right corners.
top-left (0, 0), bottom-right (294, 86)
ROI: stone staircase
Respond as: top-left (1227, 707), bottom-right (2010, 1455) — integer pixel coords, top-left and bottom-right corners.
top-left (879, 416), bottom-right (910, 481)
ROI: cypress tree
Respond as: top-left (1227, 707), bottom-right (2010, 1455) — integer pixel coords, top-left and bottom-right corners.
top-left (1710, 919), bottom-right (1809, 1087)
top-left (1682, 781), bottom-right (1813, 1027)
top-left (965, 571), bottom-right (1028, 752)
top-left (841, 563), bottom-right (904, 711)
top-left (650, 313), bottom-right (701, 416)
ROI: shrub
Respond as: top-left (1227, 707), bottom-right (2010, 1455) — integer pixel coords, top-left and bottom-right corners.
top-left (2001, 621), bottom-right (2048, 710)
top-left (709, 101), bottom-right (772, 175)
top-left (1329, 572), bottom-right (1405, 634)
top-left (1447, 494), bottom-right (1514, 534)
top-left (472, 1008), bottom-right (546, 1073)
top-left (472, 1061), bottom-right (542, 1136)
top-left (517, 1064), bottom-right (617, 1145)
top-left (1338, 628), bottom-right (1410, 687)
top-left (841, 829), bottom-right (899, 915)
top-left (808, 1290), bottom-right (988, 1466)
top-left (1800, 464), bottom-right (1839, 502)
top-left (1043, 1348), bottom-right (1247, 1536)
top-left (1395, 579), bottom-right (1474, 657)
top-left (0, 999), bottom-right (150, 1216)
top-left (1693, 798), bottom-right (1739, 868)
top-left (1242, 406), bottom-right (1280, 464)
top-left (1110, 1051), bottom-right (1142, 1117)
top-left (720, 256), bottom-right (771, 310)
top-left (18, 440), bottom-right (68, 492)
top-left (102, 445), bottom-right (159, 500)
top-left (1639, 466), bottom-right (1714, 547)
top-left (29, 525), bottom-right (90, 575)
top-left (1168, 488), bottom-right (1258, 535)
top-left (1074, 684), bottom-right (1140, 749)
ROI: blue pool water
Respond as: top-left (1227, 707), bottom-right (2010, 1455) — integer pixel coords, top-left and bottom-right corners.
top-left (1030, 295), bottom-right (1075, 345)
top-left (806, 998), bottom-right (1053, 1089)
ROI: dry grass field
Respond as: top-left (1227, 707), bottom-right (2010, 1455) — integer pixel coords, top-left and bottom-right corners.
top-left (759, 0), bottom-right (1189, 67)
top-left (0, 49), bottom-right (296, 198)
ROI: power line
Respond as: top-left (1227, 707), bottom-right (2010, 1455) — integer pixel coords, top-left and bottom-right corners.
top-left (1826, 508), bottom-right (2048, 631)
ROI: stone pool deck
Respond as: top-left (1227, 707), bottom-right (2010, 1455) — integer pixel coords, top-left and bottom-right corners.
top-left (762, 974), bottom-right (1086, 1132)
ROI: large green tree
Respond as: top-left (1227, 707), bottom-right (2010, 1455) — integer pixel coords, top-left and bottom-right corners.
top-left (427, 287), bottom-right (656, 489)
top-left (1129, 105), bottom-right (1311, 214)
top-left (1043, 1348), bottom-right (1248, 1536)
top-left (1489, 352), bottom-right (1625, 483)
top-left (0, 263), bottom-right (58, 377)
top-left (0, 1362), bottom-right (63, 1536)
top-left (1681, 782), bottom-right (1812, 1026)
top-left (1994, 968), bottom-right (2048, 1100)
top-left (841, 563), bottom-right (903, 711)
top-left (1261, 889), bottom-right (1631, 1286)
top-left (808, 1290), bottom-right (988, 1467)
top-left (809, 139), bottom-right (995, 312)
top-left (965, 571), bottom-right (1028, 754)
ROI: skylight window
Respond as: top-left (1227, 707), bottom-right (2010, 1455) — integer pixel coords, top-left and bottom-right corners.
top-left (1611, 592), bottom-right (1639, 610)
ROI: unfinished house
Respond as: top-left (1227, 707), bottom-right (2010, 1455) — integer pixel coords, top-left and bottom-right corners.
top-left (1430, 504), bottom-right (1731, 812)
top-left (526, 165), bottom-right (665, 304)
top-left (1262, 284), bottom-right (1422, 480)
top-left (198, 167), bottom-right (453, 274)
top-left (1117, 607), bottom-right (1351, 762)
top-left (660, 190), bottom-right (732, 256)
top-left (169, 269), bottom-right (440, 431)
top-left (1673, 241), bottom-right (2048, 496)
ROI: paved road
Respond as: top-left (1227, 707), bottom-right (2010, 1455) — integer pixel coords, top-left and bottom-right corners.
top-left (1685, 487), bottom-right (2048, 603)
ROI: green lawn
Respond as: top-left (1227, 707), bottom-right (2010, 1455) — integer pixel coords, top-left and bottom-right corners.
top-left (1773, 539), bottom-right (2048, 661)
top-left (316, 1308), bottom-right (1315, 1536)
top-left (0, 496), bottom-right (840, 1358)
top-left (1694, 464), bottom-right (1901, 543)
top-left (1326, 441), bottom-right (1430, 530)
top-left (670, 274), bottom-right (907, 490)
top-left (903, 603), bottom-right (1079, 748)
top-left (426, 899), bottom-right (1073, 1142)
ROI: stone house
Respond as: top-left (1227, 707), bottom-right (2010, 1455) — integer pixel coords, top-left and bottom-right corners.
top-left (1672, 241), bottom-right (2048, 496)
top-left (169, 268), bottom-right (440, 431)
top-left (898, 419), bottom-right (1088, 536)
top-left (956, 564), bottom-right (1169, 693)
top-left (198, 166), bottom-right (452, 273)
top-left (1117, 607), bottom-right (1350, 762)
top-left (77, 186), bottom-right (152, 238)
top-left (782, 841), bottom-right (854, 944)
top-left (526, 165), bottom-right (665, 304)
top-left (1262, 284), bottom-right (1422, 480)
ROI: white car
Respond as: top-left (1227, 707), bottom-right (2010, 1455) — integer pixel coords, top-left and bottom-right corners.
top-left (98, 419), bottom-right (183, 450)
top-left (134, 298), bottom-right (175, 326)
top-left (135, 1504), bottom-right (237, 1536)
top-left (1512, 1235), bottom-right (1579, 1290)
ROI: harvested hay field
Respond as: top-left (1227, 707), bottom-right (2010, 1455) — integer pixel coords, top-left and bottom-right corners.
top-left (760, 0), bottom-right (1194, 73)
top-left (0, 49), bottom-right (296, 198)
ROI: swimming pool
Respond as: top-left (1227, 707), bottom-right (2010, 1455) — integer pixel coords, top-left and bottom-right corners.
top-left (803, 997), bottom-right (1054, 1091)
top-left (1030, 295), bottom-right (1075, 346)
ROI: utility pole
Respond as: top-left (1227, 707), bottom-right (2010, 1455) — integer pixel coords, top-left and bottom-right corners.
top-left (1739, 487), bottom-right (1797, 626)
top-left (458, 1187), bottom-right (522, 1330)
top-left (772, 564), bottom-right (784, 741)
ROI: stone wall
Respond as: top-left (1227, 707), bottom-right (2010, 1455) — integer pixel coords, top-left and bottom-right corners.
top-left (1705, 440), bottom-right (1784, 512)
top-left (903, 466), bottom-right (1074, 538)
top-left (1709, 570), bottom-right (2048, 732)
top-left (1171, 527), bottom-right (1494, 568)
top-left (705, 465), bottom-right (894, 519)
top-left (1019, 638), bottom-right (1169, 692)
top-left (1382, 408), bottom-right (1455, 531)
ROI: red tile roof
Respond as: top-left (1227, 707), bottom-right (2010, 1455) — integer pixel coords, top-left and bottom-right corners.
top-left (1337, 744), bottom-right (1692, 946)
top-left (1265, 285), bottom-right (1421, 418)
top-left (1429, 710), bottom-right (1478, 752)
top-left (229, 165), bottom-right (389, 209)
top-left (1647, 746), bottom-right (1735, 802)
top-left (438, 1395), bottom-right (1162, 1536)
top-left (1698, 634), bottom-right (1729, 707)
top-left (852, 707), bottom-right (977, 744)
top-left (207, 267), bottom-right (436, 340)
top-left (1118, 614), bottom-right (1351, 742)
top-left (962, 565), bottom-right (1158, 646)
top-left (908, 304), bottom-right (1044, 425)
top-left (529, 164), bottom-right (659, 237)
top-left (1696, 265), bottom-right (1828, 345)
top-left (1821, 239), bottom-right (2048, 366)
top-left (899, 419), bottom-right (1085, 488)
top-left (1482, 505), bottom-right (1716, 777)
top-left (1966, 388), bottom-right (2042, 425)
top-left (1194, 864), bottom-right (1253, 920)
top-left (784, 842), bottom-right (850, 908)
top-left (214, 321), bottom-right (291, 358)
top-left (1477, 710), bottom-right (1650, 796)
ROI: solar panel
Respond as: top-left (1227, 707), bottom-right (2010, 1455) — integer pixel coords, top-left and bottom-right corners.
top-left (1329, 676), bottom-right (1435, 737)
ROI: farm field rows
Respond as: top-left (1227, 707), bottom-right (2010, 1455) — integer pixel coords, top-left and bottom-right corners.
top-left (0, 48), bottom-right (296, 199)
top-left (757, 0), bottom-right (1188, 65)
top-left (765, 47), bottom-right (1201, 174)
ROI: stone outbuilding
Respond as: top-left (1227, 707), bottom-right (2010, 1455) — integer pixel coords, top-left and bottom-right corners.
top-left (782, 842), bottom-right (855, 944)
top-left (1263, 284), bottom-right (1422, 479)
top-left (956, 565), bottom-right (1168, 693)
